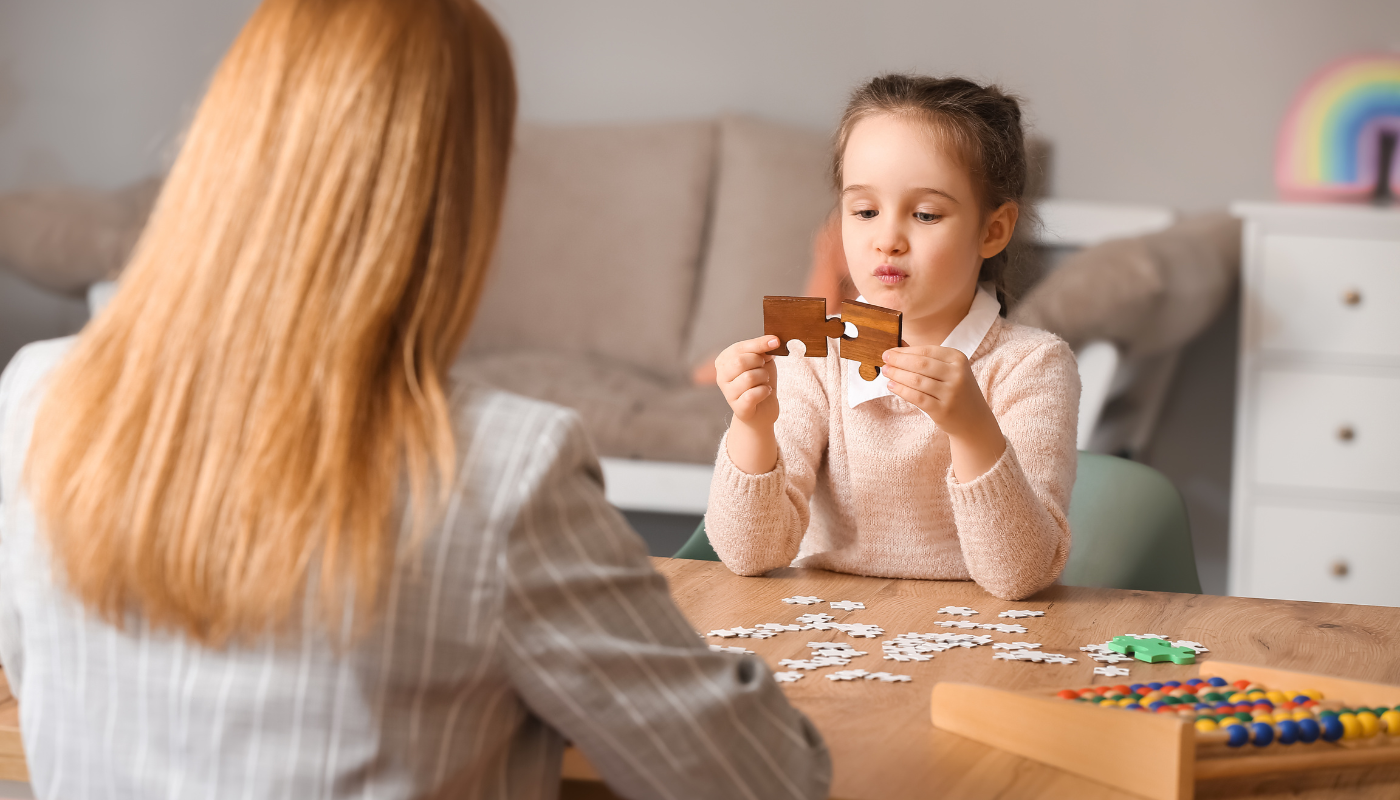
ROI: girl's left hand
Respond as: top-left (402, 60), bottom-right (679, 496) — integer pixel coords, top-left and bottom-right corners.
top-left (881, 346), bottom-right (1006, 479)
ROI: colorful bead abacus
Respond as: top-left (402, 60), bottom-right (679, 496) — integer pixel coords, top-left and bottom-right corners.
top-left (1055, 676), bottom-right (1400, 750)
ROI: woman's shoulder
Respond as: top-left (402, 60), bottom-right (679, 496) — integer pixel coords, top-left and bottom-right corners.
top-left (449, 379), bottom-right (584, 449)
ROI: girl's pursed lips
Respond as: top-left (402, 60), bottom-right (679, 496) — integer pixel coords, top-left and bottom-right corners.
top-left (874, 264), bottom-right (907, 284)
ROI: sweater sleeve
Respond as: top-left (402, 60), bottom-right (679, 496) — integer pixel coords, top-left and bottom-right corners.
top-left (704, 353), bottom-right (831, 577)
top-left (946, 338), bottom-right (1080, 600)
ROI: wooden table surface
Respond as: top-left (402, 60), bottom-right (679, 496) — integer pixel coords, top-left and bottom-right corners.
top-left (565, 558), bottom-right (1400, 800)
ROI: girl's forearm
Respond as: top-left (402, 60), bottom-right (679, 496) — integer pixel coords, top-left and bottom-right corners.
top-left (947, 417), bottom-right (1007, 483)
top-left (726, 419), bottom-right (779, 475)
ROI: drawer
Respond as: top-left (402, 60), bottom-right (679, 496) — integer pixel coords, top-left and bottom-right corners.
top-left (1245, 504), bottom-right (1400, 606)
top-left (1254, 234), bottom-right (1400, 358)
top-left (1253, 369), bottom-right (1400, 494)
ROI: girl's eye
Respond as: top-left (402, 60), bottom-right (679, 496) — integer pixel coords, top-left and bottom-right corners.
top-left (855, 209), bottom-right (878, 220)
top-left (915, 212), bottom-right (940, 223)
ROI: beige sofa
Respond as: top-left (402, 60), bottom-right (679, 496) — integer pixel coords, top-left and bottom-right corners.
top-left (0, 116), bottom-right (1240, 482)
top-left (454, 116), bottom-right (836, 464)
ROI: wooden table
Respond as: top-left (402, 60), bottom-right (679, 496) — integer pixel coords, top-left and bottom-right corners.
top-left (565, 558), bottom-right (1400, 800)
top-left (1, 558), bottom-right (1396, 797)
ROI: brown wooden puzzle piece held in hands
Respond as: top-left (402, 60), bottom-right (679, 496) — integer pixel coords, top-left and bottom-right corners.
top-left (762, 296), bottom-right (903, 381)
top-left (839, 299), bottom-right (902, 381)
top-left (763, 296), bottom-right (844, 357)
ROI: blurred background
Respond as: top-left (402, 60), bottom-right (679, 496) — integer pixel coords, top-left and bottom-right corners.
top-left (2, 0), bottom-right (1397, 600)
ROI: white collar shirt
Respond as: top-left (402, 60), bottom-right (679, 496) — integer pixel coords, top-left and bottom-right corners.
top-left (845, 283), bottom-right (1002, 410)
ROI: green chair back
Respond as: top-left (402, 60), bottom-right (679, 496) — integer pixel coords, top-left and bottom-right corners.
top-left (673, 451), bottom-right (1200, 594)
top-left (1060, 451), bottom-right (1200, 594)
top-left (673, 519), bottom-right (720, 561)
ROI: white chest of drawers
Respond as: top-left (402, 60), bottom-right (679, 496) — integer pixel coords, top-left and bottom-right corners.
top-left (1230, 203), bottom-right (1400, 606)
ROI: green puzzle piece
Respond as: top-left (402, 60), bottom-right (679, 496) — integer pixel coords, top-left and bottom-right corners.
top-left (1107, 635), bottom-right (1197, 665)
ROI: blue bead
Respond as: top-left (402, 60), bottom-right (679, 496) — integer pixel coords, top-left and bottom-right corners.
top-left (1321, 716), bottom-right (1344, 742)
top-left (1276, 720), bottom-right (1299, 745)
top-left (1195, 703), bottom-right (1210, 711)
top-left (1255, 699), bottom-right (1274, 709)
top-left (1163, 681), bottom-right (1181, 688)
top-left (1250, 722), bottom-right (1274, 747)
top-left (1148, 702), bottom-right (1164, 711)
top-left (1129, 683), bottom-right (1146, 693)
top-left (1208, 677), bottom-right (1228, 687)
top-left (1226, 725), bottom-right (1249, 747)
top-left (1147, 682), bottom-right (1164, 690)
top-left (1124, 703), bottom-right (1141, 710)
top-left (1297, 718), bottom-right (1320, 743)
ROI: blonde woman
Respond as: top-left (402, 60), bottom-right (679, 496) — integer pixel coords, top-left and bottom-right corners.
top-left (0, 1), bottom-right (830, 798)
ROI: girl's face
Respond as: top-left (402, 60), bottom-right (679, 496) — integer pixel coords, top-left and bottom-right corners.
top-left (839, 113), bottom-right (1016, 339)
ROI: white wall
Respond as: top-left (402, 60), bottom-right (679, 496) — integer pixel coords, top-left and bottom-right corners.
top-left (1, 0), bottom-right (1398, 367)
top-left (487, 0), bottom-right (1400, 212)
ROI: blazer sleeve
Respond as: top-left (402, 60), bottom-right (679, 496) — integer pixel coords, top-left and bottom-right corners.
top-left (499, 410), bottom-right (831, 800)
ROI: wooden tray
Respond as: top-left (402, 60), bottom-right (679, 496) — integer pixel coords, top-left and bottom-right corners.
top-left (930, 660), bottom-right (1400, 800)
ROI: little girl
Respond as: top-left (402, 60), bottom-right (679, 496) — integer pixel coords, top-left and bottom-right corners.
top-left (707, 74), bottom-right (1079, 601)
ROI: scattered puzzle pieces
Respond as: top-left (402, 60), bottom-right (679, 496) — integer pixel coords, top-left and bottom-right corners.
top-left (829, 600), bottom-right (865, 611)
top-left (781, 596), bottom-right (823, 605)
top-left (827, 669), bottom-right (871, 681)
top-left (998, 610), bottom-right (1045, 619)
top-left (863, 671), bottom-right (912, 683)
top-left (708, 644), bottom-right (755, 654)
top-left (1107, 635), bottom-right (1198, 665)
top-left (1173, 640), bottom-right (1209, 653)
top-left (773, 671), bottom-right (805, 683)
top-left (938, 606), bottom-right (978, 616)
top-left (1094, 665), bottom-right (1130, 677)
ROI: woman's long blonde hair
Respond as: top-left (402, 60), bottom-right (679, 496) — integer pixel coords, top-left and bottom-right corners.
top-left (26, 0), bottom-right (516, 645)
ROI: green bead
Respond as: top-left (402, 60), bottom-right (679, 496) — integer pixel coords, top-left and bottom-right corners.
top-left (1319, 709), bottom-right (1338, 719)
top-left (1233, 712), bottom-right (1253, 722)
top-left (1179, 694), bottom-right (1199, 703)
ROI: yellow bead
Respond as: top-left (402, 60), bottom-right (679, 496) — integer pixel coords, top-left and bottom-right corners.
top-left (1381, 710), bottom-right (1400, 735)
top-left (1252, 712), bottom-right (1275, 724)
top-left (1339, 712), bottom-right (1360, 739)
top-left (1265, 691), bottom-right (1288, 705)
top-left (1229, 692), bottom-right (1249, 703)
top-left (1222, 718), bottom-right (1244, 728)
top-left (1306, 688), bottom-right (1325, 701)
top-left (1357, 711), bottom-right (1380, 738)
top-left (1292, 708), bottom-right (1314, 721)
top-left (1195, 718), bottom-right (1219, 733)
top-left (1247, 690), bottom-right (1266, 701)
top-left (1118, 698), bottom-right (1134, 707)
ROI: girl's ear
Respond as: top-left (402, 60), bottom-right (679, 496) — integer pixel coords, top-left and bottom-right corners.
top-left (979, 201), bottom-right (1019, 259)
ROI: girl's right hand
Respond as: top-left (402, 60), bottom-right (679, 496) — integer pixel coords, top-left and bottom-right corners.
top-left (716, 335), bottom-right (781, 429)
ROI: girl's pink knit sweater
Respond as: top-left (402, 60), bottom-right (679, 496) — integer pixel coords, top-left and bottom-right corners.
top-left (705, 317), bottom-right (1080, 601)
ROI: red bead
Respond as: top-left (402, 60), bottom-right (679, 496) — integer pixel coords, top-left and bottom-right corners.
top-left (1058, 690), bottom-right (1079, 700)
top-left (1156, 706), bottom-right (1176, 713)
top-left (1232, 680), bottom-right (1251, 691)
top-left (1094, 687), bottom-right (1112, 695)
top-left (1113, 684), bottom-right (1132, 695)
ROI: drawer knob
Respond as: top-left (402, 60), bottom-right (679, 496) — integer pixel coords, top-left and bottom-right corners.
top-left (1330, 560), bottom-right (1350, 578)
top-left (1337, 425), bottom-right (1356, 442)
top-left (1342, 289), bottom-right (1363, 306)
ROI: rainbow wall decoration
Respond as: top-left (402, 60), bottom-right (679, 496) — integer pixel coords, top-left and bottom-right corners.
top-left (1276, 54), bottom-right (1400, 202)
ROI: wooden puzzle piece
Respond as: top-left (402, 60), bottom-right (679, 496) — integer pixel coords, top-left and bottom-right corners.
top-left (763, 296), bottom-right (844, 357)
top-left (761, 296), bottom-right (904, 381)
top-left (838, 299), bottom-right (902, 381)
top-left (1107, 635), bottom-right (1197, 665)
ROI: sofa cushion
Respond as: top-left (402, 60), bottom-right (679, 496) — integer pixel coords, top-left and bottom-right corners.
top-left (455, 350), bottom-right (732, 464)
top-left (682, 115), bottom-right (835, 371)
top-left (465, 121), bottom-right (716, 381)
